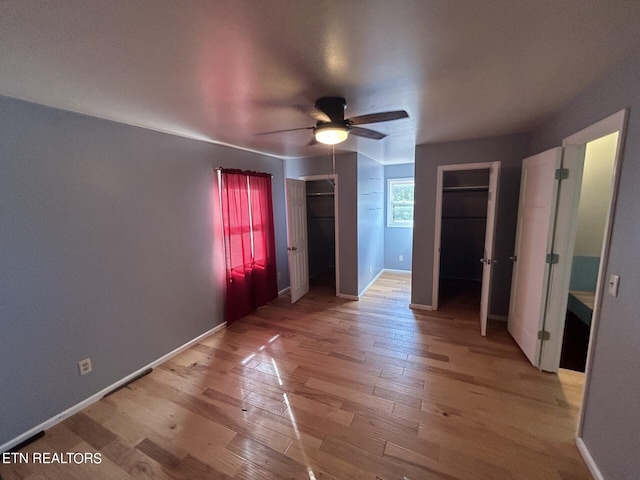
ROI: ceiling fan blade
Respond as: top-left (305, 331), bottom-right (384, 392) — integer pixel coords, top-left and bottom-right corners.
top-left (293, 105), bottom-right (331, 123)
top-left (255, 126), bottom-right (313, 136)
top-left (347, 110), bottom-right (409, 126)
top-left (349, 126), bottom-right (387, 140)
top-left (308, 109), bottom-right (332, 123)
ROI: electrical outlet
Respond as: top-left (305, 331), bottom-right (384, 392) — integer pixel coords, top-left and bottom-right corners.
top-left (78, 358), bottom-right (92, 376)
top-left (369, 265), bottom-right (372, 273)
top-left (277, 272), bottom-right (282, 281)
top-left (399, 255), bottom-right (403, 261)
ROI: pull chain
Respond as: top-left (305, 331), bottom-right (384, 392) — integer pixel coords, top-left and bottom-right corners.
top-left (332, 145), bottom-right (336, 175)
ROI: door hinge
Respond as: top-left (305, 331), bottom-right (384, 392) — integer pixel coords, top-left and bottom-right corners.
top-left (555, 168), bottom-right (569, 180)
top-left (546, 253), bottom-right (559, 264)
top-left (538, 330), bottom-right (551, 341)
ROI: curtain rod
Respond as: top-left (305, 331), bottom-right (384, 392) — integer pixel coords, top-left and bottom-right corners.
top-left (215, 167), bottom-right (273, 178)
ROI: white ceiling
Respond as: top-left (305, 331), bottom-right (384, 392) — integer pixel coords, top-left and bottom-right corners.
top-left (2, 1), bottom-right (640, 164)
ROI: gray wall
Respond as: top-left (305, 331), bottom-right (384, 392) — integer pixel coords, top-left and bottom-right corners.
top-left (411, 133), bottom-right (531, 315)
top-left (284, 153), bottom-right (359, 296)
top-left (0, 96), bottom-right (287, 447)
top-left (529, 49), bottom-right (640, 480)
top-left (384, 163), bottom-right (414, 271)
top-left (357, 153), bottom-right (384, 294)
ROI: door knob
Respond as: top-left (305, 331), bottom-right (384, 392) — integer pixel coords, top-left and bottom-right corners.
top-left (509, 255), bottom-right (517, 261)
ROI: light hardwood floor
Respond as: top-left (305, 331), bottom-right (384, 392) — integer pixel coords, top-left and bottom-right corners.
top-left (1, 272), bottom-right (590, 479)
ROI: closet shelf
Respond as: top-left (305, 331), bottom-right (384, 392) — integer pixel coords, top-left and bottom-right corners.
top-left (306, 192), bottom-right (334, 197)
top-left (442, 215), bottom-right (487, 219)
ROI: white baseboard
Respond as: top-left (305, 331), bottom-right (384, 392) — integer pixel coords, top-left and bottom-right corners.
top-left (0, 322), bottom-right (227, 453)
top-left (278, 286), bottom-right (291, 296)
top-left (337, 293), bottom-right (359, 301)
top-left (358, 269), bottom-right (384, 297)
top-left (409, 303), bottom-right (433, 311)
top-left (577, 437), bottom-right (604, 480)
top-left (382, 268), bottom-right (411, 274)
top-left (488, 314), bottom-right (508, 322)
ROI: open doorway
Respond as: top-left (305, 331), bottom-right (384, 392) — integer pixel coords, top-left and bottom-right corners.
top-left (305, 178), bottom-right (336, 292)
top-left (530, 110), bottom-right (627, 374)
top-left (438, 169), bottom-right (490, 315)
top-left (559, 132), bottom-right (619, 372)
top-left (433, 162), bottom-right (500, 335)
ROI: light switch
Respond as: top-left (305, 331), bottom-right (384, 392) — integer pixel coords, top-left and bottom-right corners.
top-left (608, 274), bottom-right (620, 297)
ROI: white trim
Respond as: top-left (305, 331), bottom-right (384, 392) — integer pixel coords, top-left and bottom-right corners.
top-left (298, 174), bottom-right (334, 181)
top-left (409, 303), bottom-right (433, 311)
top-left (334, 176), bottom-right (340, 297)
top-left (387, 178), bottom-right (415, 228)
top-left (358, 269), bottom-right (384, 297)
top-left (559, 109), bottom-right (627, 440)
top-left (278, 286), bottom-right (291, 296)
top-left (337, 293), bottom-right (359, 301)
top-left (0, 322), bottom-right (227, 453)
top-left (577, 437), bottom-right (605, 480)
top-left (433, 168), bottom-right (443, 311)
top-left (433, 161), bottom-right (497, 311)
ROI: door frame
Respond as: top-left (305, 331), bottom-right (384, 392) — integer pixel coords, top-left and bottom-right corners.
top-left (432, 161), bottom-right (500, 316)
top-left (479, 162), bottom-right (500, 336)
top-left (298, 174), bottom-right (340, 297)
top-left (545, 110), bottom-right (627, 438)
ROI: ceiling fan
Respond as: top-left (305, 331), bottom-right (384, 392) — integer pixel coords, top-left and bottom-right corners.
top-left (258, 97), bottom-right (409, 145)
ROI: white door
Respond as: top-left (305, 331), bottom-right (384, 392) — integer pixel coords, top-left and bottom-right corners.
top-left (508, 148), bottom-right (563, 366)
top-left (479, 161), bottom-right (500, 336)
top-left (285, 179), bottom-right (309, 303)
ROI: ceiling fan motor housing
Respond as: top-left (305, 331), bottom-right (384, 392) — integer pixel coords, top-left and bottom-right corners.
top-left (315, 97), bottom-right (347, 123)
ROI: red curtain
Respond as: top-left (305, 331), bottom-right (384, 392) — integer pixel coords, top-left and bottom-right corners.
top-left (220, 169), bottom-right (278, 324)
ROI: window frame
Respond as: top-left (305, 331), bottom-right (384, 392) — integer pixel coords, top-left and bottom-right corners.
top-left (387, 178), bottom-right (415, 228)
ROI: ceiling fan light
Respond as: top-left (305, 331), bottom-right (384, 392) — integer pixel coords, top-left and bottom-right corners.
top-left (315, 125), bottom-right (349, 145)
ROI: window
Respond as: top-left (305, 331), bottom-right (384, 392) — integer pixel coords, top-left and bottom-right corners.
top-left (387, 178), bottom-right (414, 227)
top-left (219, 169), bottom-right (278, 324)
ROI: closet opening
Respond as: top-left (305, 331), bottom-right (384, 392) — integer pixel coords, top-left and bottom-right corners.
top-left (433, 161), bottom-right (500, 336)
top-left (438, 169), bottom-right (490, 315)
top-left (305, 178), bottom-right (337, 293)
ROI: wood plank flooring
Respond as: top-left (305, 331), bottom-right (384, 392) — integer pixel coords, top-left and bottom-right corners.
top-left (1, 272), bottom-right (590, 479)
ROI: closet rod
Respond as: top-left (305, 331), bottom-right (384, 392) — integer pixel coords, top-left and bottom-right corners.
top-left (214, 167), bottom-right (273, 178)
top-left (442, 185), bottom-right (488, 192)
top-left (306, 192), bottom-right (334, 197)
